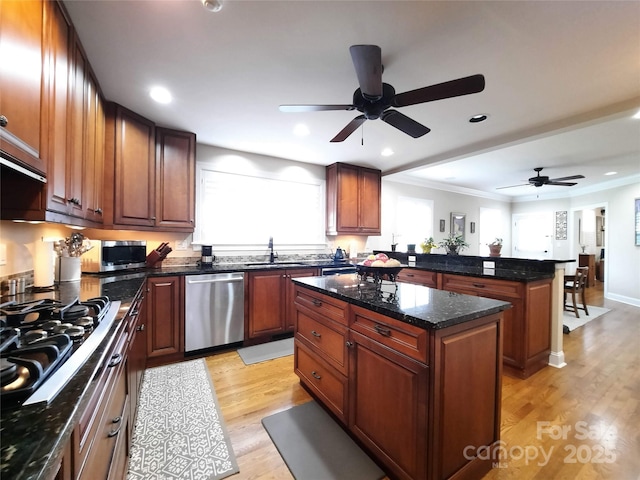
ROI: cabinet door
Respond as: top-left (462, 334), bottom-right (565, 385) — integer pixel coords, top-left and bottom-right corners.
top-left (0, 0), bottom-right (47, 174)
top-left (358, 167), bottom-right (381, 233)
top-left (349, 330), bottom-right (428, 480)
top-left (155, 127), bottom-right (195, 230)
top-left (83, 71), bottom-right (105, 223)
top-left (43, 0), bottom-right (72, 215)
top-left (146, 276), bottom-right (183, 358)
top-left (113, 106), bottom-right (156, 227)
top-left (284, 268), bottom-right (318, 331)
top-left (66, 36), bottom-right (86, 217)
top-left (336, 164), bottom-right (360, 233)
top-left (247, 270), bottom-right (285, 338)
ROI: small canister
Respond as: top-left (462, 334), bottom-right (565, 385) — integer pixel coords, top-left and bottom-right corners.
top-left (17, 278), bottom-right (26, 294)
top-left (6, 279), bottom-right (17, 296)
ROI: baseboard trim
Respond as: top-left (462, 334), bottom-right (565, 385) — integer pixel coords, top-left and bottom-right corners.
top-left (548, 350), bottom-right (566, 369)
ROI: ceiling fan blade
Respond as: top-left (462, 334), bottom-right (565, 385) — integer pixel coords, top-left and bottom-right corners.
top-left (392, 74), bottom-right (485, 107)
top-left (496, 183), bottom-right (530, 190)
top-left (381, 110), bottom-right (430, 138)
top-left (546, 181), bottom-right (578, 186)
top-left (549, 174), bottom-right (585, 182)
top-left (330, 115), bottom-right (367, 142)
top-left (349, 45), bottom-right (383, 99)
top-left (279, 104), bottom-right (355, 112)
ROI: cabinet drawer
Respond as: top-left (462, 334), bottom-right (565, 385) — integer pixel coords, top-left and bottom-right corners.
top-left (442, 274), bottom-right (522, 299)
top-left (296, 310), bottom-right (348, 375)
top-left (295, 340), bottom-right (348, 423)
top-left (396, 268), bottom-right (438, 288)
top-left (350, 305), bottom-right (428, 364)
top-left (294, 286), bottom-right (348, 325)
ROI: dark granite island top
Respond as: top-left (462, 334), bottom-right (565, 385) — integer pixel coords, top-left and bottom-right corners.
top-left (292, 274), bottom-right (511, 330)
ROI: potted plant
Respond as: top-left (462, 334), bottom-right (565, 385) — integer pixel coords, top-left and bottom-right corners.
top-left (420, 237), bottom-right (437, 253)
top-left (439, 234), bottom-right (469, 255)
top-left (488, 238), bottom-right (503, 257)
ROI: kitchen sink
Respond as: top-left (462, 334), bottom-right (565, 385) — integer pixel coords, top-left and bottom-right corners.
top-left (244, 261), bottom-right (306, 267)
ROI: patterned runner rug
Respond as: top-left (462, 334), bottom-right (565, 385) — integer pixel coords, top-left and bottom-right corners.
top-left (128, 358), bottom-right (239, 480)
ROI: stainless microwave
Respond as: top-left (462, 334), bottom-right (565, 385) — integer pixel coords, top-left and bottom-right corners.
top-left (81, 240), bottom-right (147, 273)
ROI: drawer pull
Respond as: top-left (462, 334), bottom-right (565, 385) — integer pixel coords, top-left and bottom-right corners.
top-left (374, 324), bottom-right (392, 337)
top-left (108, 353), bottom-right (122, 368)
top-left (312, 299), bottom-right (323, 307)
top-left (137, 324), bottom-right (145, 332)
top-left (346, 341), bottom-right (354, 348)
top-left (472, 283), bottom-right (486, 288)
top-left (311, 370), bottom-right (322, 380)
top-left (311, 330), bottom-right (321, 338)
top-left (406, 274), bottom-right (415, 277)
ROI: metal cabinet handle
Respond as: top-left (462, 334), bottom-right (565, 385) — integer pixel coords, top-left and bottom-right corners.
top-left (311, 330), bottom-right (321, 338)
top-left (374, 324), bottom-right (391, 337)
top-left (311, 370), bottom-right (321, 380)
top-left (472, 283), bottom-right (486, 288)
top-left (346, 341), bottom-right (354, 348)
top-left (0, 115), bottom-right (8, 127)
top-left (95, 208), bottom-right (103, 215)
top-left (108, 353), bottom-right (122, 368)
top-left (107, 416), bottom-right (122, 437)
top-left (137, 324), bottom-right (145, 332)
top-left (312, 299), bottom-right (322, 307)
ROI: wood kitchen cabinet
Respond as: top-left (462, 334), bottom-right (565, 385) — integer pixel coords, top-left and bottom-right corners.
top-left (396, 268), bottom-right (439, 288)
top-left (145, 275), bottom-right (184, 365)
top-left (326, 162), bottom-right (381, 235)
top-left (103, 105), bottom-right (196, 232)
top-left (126, 283), bottom-right (147, 427)
top-left (441, 273), bottom-right (551, 379)
top-left (0, 0), bottom-right (47, 175)
top-left (293, 284), bottom-right (503, 480)
top-left (247, 267), bottom-right (319, 341)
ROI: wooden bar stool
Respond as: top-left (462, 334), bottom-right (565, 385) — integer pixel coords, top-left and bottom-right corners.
top-left (564, 266), bottom-right (590, 318)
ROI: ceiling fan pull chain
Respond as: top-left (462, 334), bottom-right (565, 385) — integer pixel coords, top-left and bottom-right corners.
top-left (361, 124), bottom-right (364, 146)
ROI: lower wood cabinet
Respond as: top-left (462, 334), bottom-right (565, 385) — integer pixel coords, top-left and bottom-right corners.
top-left (441, 273), bottom-right (551, 378)
top-left (247, 268), bottom-right (319, 341)
top-left (145, 275), bottom-right (184, 366)
top-left (294, 285), bottom-right (503, 480)
top-left (126, 283), bottom-right (147, 428)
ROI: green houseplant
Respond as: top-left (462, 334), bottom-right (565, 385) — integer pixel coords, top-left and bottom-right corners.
top-left (488, 238), bottom-right (503, 257)
top-left (439, 234), bottom-right (469, 255)
top-left (420, 237), bottom-right (437, 253)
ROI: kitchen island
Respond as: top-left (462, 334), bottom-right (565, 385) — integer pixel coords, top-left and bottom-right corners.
top-left (292, 274), bottom-right (511, 480)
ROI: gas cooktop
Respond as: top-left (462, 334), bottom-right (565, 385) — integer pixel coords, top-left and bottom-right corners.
top-left (0, 296), bottom-right (121, 406)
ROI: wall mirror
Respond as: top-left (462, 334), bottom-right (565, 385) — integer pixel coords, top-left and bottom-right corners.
top-left (450, 212), bottom-right (466, 239)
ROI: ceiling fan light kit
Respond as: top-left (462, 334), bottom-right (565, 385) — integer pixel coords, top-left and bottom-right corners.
top-left (280, 44), bottom-right (486, 142)
top-left (202, 0), bottom-right (223, 12)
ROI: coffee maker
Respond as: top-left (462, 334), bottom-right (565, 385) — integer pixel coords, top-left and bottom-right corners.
top-left (201, 245), bottom-right (214, 266)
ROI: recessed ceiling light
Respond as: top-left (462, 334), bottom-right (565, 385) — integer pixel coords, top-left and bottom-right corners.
top-left (202, 0), bottom-right (223, 12)
top-left (293, 124), bottom-right (309, 136)
top-left (381, 148), bottom-right (394, 157)
top-left (149, 86), bottom-right (172, 104)
top-left (604, 171), bottom-right (617, 176)
top-left (632, 110), bottom-right (640, 120)
top-left (469, 114), bottom-right (488, 123)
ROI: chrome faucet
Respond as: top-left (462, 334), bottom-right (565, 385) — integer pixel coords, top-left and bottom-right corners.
top-left (268, 237), bottom-right (278, 263)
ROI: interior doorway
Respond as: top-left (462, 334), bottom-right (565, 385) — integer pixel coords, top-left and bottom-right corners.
top-left (512, 212), bottom-right (553, 259)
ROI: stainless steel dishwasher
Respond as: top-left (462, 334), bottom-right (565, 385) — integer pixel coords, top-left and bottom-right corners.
top-left (185, 272), bottom-right (245, 352)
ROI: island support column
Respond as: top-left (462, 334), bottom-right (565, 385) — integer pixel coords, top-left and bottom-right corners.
top-left (548, 264), bottom-right (567, 368)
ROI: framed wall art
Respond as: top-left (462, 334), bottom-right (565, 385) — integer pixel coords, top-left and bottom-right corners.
top-left (635, 198), bottom-right (640, 246)
top-left (450, 212), bottom-right (465, 239)
top-left (555, 210), bottom-right (567, 240)
top-left (439, 219), bottom-right (446, 232)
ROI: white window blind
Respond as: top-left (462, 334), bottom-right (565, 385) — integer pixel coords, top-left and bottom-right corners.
top-left (194, 168), bottom-right (325, 248)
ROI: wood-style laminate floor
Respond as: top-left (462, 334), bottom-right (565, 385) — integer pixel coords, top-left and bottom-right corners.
top-left (203, 281), bottom-right (640, 480)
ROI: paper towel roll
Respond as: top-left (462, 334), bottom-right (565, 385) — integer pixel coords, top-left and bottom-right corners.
top-left (34, 239), bottom-right (55, 287)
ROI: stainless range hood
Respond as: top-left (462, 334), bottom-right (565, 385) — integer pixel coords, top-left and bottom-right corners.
top-left (0, 155), bottom-right (46, 183)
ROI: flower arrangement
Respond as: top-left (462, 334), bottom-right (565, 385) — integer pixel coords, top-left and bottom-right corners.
top-left (420, 237), bottom-right (437, 253)
top-left (439, 234), bottom-right (469, 254)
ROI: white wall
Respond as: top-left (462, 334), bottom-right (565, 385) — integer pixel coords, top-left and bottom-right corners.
top-left (368, 180), bottom-right (511, 255)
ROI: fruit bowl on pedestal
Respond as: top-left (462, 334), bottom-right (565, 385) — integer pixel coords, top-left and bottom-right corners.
top-left (357, 253), bottom-right (404, 283)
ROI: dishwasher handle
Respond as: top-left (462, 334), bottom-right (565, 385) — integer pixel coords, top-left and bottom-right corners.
top-left (187, 276), bottom-right (244, 285)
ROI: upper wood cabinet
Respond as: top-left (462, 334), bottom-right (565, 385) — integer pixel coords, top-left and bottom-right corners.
top-left (326, 162), bottom-right (381, 235)
top-left (155, 127), bottom-right (196, 230)
top-left (104, 104), bottom-right (196, 232)
top-left (0, 0), bottom-right (47, 175)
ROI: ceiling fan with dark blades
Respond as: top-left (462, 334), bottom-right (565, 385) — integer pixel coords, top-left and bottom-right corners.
top-left (497, 167), bottom-right (585, 190)
top-left (279, 45), bottom-right (486, 142)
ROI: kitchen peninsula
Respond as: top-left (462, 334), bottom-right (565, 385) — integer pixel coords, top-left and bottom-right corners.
top-left (292, 274), bottom-right (511, 480)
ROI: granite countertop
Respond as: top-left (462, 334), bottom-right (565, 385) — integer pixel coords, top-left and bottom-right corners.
top-left (0, 274), bottom-right (146, 480)
top-left (410, 263), bottom-right (555, 281)
top-left (293, 274), bottom-right (512, 330)
top-left (143, 259), bottom-right (354, 276)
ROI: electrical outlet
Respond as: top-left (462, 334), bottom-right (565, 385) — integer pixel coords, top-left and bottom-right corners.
top-left (483, 261), bottom-right (495, 269)
top-left (0, 244), bottom-right (6, 266)
top-left (175, 238), bottom-right (190, 251)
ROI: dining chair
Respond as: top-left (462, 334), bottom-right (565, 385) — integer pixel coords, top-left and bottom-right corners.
top-left (564, 267), bottom-right (589, 318)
